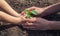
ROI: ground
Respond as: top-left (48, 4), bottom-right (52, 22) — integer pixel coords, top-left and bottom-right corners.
top-left (0, 0), bottom-right (60, 36)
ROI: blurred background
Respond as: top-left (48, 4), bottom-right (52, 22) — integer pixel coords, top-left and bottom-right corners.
top-left (0, 0), bottom-right (60, 36)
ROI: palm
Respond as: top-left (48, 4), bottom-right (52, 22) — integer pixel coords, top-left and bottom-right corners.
top-left (22, 17), bottom-right (48, 30)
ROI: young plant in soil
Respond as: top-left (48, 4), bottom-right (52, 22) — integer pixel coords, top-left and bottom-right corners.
top-left (24, 9), bottom-right (38, 18)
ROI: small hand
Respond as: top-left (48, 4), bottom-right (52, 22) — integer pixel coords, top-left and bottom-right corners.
top-left (20, 14), bottom-right (37, 22)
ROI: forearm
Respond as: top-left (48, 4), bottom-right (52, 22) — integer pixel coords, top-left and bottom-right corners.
top-left (40, 2), bottom-right (60, 17)
top-left (48, 21), bottom-right (60, 30)
top-left (0, 0), bottom-right (20, 17)
top-left (0, 11), bottom-right (23, 24)
top-left (44, 2), bottom-right (60, 10)
top-left (36, 18), bottom-right (60, 30)
top-left (37, 18), bottom-right (60, 30)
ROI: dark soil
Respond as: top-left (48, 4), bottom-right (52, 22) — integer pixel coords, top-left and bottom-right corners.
top-left (0, 0), bottom-right (60, 36)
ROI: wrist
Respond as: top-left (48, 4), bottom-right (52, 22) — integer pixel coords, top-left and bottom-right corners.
top-left (20, 15), bottom-right (25, 22)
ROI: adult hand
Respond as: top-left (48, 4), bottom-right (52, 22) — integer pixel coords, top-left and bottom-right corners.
top-left (21, 6), bottom-right (45, 17)
top-left (22, 17), bottom-right (49, 30)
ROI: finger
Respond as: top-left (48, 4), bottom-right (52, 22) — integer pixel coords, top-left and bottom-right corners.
top-left (20, 12), bottom-right (26, 15)
top-left (27, 17), bottom-right (36, 22)
top-left (26, 22), bottom-right (33, 25)
top-left (22, 22), bottom-right (39, 30)
top-left (27, 6), bottom-right (36, 11)
top-left (22, 23), bottom-right (35, 29)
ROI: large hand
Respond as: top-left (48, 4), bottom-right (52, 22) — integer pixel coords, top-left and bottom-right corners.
top-left (27, 6), bottom-right (45, 15)
top-left (22, 17), bottom-right (49, 30)
top-left (33, 7), bottom-right (44, 14)
top-left (21, 6), bottom-right (45, 18)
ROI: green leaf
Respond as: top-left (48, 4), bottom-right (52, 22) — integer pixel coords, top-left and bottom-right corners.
top-left (31, 10), bottom-right (38, 15)
top-left (26, 14), bottom-right (31, 18)
top-left (24, 10), bottom-right (37, 18)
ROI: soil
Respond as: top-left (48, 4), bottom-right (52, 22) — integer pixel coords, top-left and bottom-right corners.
top-left (0, 0), bottom-right (60, 36)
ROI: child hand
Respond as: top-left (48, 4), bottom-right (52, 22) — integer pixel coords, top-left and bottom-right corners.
top-left (20, 14), bottom-right (37, 22)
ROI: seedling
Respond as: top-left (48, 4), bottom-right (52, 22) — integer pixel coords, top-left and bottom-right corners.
top-left (24, 9), bottom-right (38, 18)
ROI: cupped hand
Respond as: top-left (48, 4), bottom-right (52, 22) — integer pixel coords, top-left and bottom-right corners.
top-left (27, 6), bottom-right (45, 14)
top-left (20, 14), bottom-right (37, 22)
top-left (22, 17), bottom-right (49, 30)
top-left (21, 6), bottom-right (45, 16)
